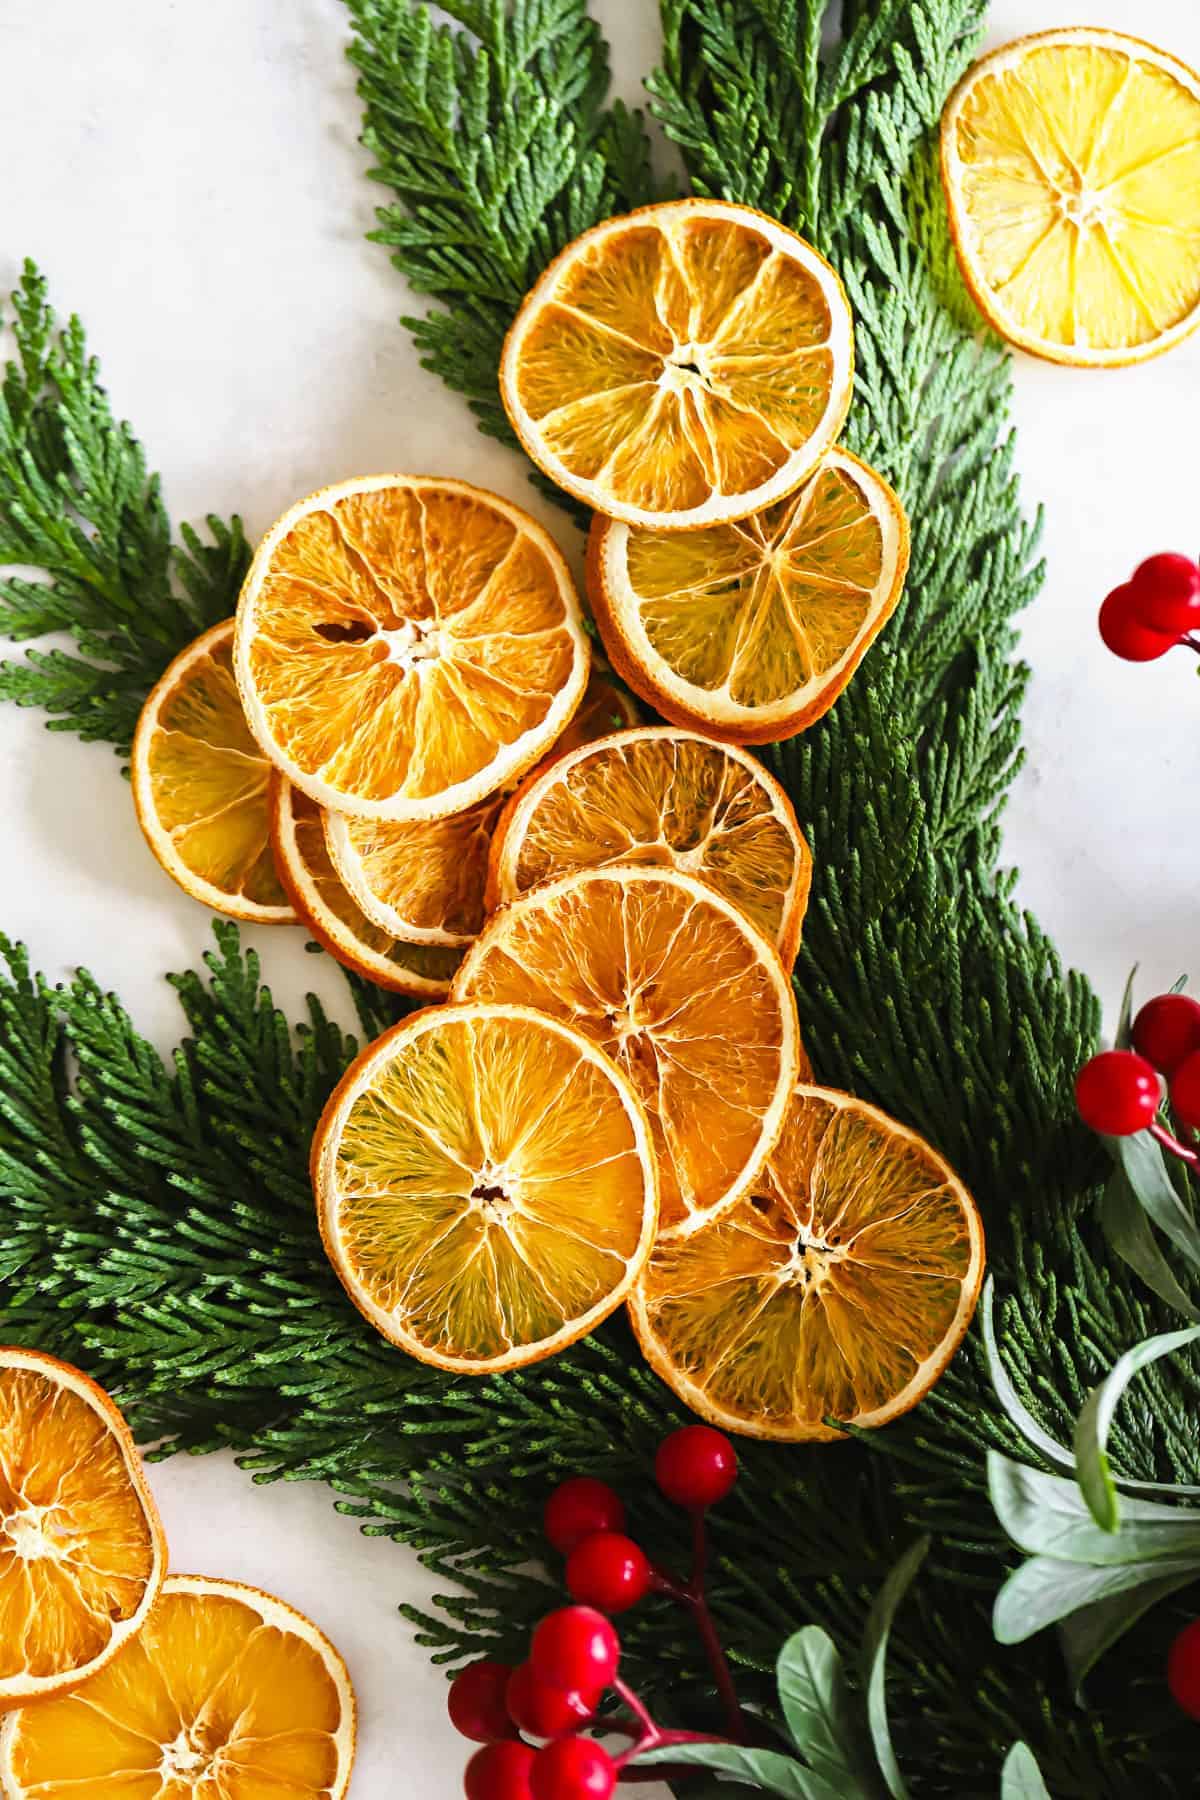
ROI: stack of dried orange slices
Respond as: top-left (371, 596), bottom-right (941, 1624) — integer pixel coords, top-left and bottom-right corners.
top-left (129, 198), bottom-right (982, 1444)
top-left (0, 1346), bottom-right (356, 1799)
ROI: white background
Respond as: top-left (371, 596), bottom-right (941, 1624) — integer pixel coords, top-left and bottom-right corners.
top-left (1, 3), bottom-right (1197, 1794)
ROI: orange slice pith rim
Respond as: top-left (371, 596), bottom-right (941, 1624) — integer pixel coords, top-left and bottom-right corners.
top-left (131, 619), bottom-right (297, 924)
top-left (270, 774), bottom-right (461, 997)
top-left (0, 1347), bottom-right (166, 1710)
top-left (323, 667), bottom-right (640, 949)
top-left (588, 447), bottom-right (909, 744)
top-left (452, 864), bottom-right (800, 1238)
top-left (940, 28), bottom-right (1200, 368)
top-left (234, 474), bottom-right (590, 822)
top-left (628, 1084), bottom-right (985, 1441)
top-left (500, 199), bottom-right (855, 530)
top-left (312, 1003), bottom-right (659, 1373)
top-left (487, 726), bottom-right (812, 964)
top-left (0, 1573), bottom-right (356, 1799)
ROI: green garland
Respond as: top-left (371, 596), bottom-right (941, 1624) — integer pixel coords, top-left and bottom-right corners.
top-left (2, 3), bottom-right (1199, 1792)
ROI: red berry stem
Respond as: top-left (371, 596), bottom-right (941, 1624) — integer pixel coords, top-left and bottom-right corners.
top-left (641, 1514), bottom-right (746, 1742)
top-left (1151, 1121), bottom-right (1200, 1168)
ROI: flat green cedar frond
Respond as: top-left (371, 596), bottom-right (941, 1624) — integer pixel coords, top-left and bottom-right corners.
top-left (0, 263), bottom-right (249, 756)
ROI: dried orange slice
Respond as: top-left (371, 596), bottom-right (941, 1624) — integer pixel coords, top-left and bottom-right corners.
top-left (234, 476), bottom-right (589, 821)
top-left (270, 776), bottom-right (460, 997)
top-left (500, 200), bottom-right (854, 530)
top-left (941, 29), bottom-right (1200, 366)
top-left (323, 668), bottom-right (639, 949)
top-left (0, 1573), bottom-right (356, 1797)
top-left (0, 1347), bottom-right (165, 1709)
top-left (589, 448), bottom-right (908, 743)
top-left (452, 866), bottom-right (800, 1236)
top-left (487, 727), bottom-right (811, 963)
top-left (312, 1003), bottom-right (658, 1372)
top-left (131, 619), bottom-right (296, 923)
top-left (628, 1085), bottom-right (984, 1440)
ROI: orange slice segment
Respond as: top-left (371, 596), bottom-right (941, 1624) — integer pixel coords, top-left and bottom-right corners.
top-left (234, 476), bottom-right (590, 821)
top-left (452, 866), bottom-right (800, 1236)
top-left (487, 727), bottom-right (811, 964)
top-left (324, 667), bottom-right (639, 949)
top-left (589, 448), bottom-right (908, 744)
top-left (628, 1084), bottom-right (985, 1440)
top-left (0, 1348), bottom-right (165, 1709)
top-left (0, 1573), bottom-right (356, 1797)
top-left (500, 200), bottom-right (854, 529)
top-left (312, 1003), bottom-right (658, 1372)
top-left (131, 619), bottom-right (296, 923)
top-left (270, 775), bottom-right (461, 998)
top-left (941, 29), bottom-right (1200, 366)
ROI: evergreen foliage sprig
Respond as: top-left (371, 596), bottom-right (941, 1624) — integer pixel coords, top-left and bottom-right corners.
top-left (0, 264), bottom-right (247, 756)
top-left (3, 3), bottom-right (1200, 1794)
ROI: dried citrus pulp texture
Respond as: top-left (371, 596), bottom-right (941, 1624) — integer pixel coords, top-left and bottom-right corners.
top-left (453, 867), bottom-right (800, 1237)
top-left (234, 475), bottom-right (589, 821)
top-left (131, 619), bottom-right (296, 923)
top-left (941, 29), bottom-right (1200, 367)
top-left (312, 1004), bottom-right (658, 1372)
top-left (324, 667), bottom-right (638, 948)
top-left (0, 1575), bottom-right (356, 1799)
top-left (488, 727), bottom-right (811, 963)
top-left (270, 775), bottom-right (462, 998)
top-left (629, 1086), bottom-right (985, 1441)
top-left (589, 448), bottom-right (909, 743)
top-left (0, 1348), bottom-right (165, 1708)
top-left (500, 200), bottom-right (854, 530)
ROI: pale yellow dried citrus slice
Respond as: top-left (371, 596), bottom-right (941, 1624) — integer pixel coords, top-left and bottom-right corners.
top-left (589, 448), bottom-right (908, 743)
top-left (131, 619), bottom-right (296, 923)
top-left (487, 726), bottom-right (811, 964)
top-left (312, 1003), bottom-right (658, 1372)
top-left (270, 776), bottom-right (460, 997)
top-left (941, 29), bottom-right (1200, 366)
top-left (452, 866), bottom-right (800, 1236)
top-left (500, 200), bottom-right (854, 529)
top-left (323, 667), bottom-right (639, 949)
top-left (628, 1084), bottom-right (985, 1440)
top-left (234, 476), bottom-right (589, 821)
top-left (0, 1573), bottom-right (356, 1798)
top-left (0, 1347), bottom-right (166, 1709)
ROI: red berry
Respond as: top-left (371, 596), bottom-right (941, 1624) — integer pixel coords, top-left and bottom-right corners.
top-left (1098, 584), bottom-right (1177, 661)
top-left (1167, 1618), bottom-right (1200, 1720)
top-left (544, 1478), bottom-right (626, 1554)
top-left (655, 1425), bottom-right (738, 1509)
top-left (1170, 1050), bottom-right (1200, 1131)
top-left (531, 1607), bottom-right (620, 1695)
top-left (530, 1737), bottom-right (616, 1800)
top-left (506, 1662), bottom-right (597, 1739)
top-left (449, 1661), bottom-right (519, 1743)
top-left (1075, 1050), bottom-right (1161, 1136)
top-left (464, 1740), bottom-right (536, 1800)
top-left (1132, 993), bottom-right (1200, 1077)
top-left (1131, 552), bottom-right (1200, 635)
top-left (565, 1531), bottom-right (652, 1614)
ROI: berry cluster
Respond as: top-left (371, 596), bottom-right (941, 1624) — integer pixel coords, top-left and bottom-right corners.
top-left (1099, 552), bottom-right (1200, 662)
top-left (449, 1425), bottom-right (741, 1798)
top-left (1075, 991), bottom-right (1200, 1167)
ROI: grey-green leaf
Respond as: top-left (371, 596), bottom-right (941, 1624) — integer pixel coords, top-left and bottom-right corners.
top-left (1116, 1132), bottom-right (1200, 1273)
top-left (993, 1551), bottom-right (1200, 1644)
top-left (634, 1742), bottom-right (845, 1799)
top-left (988, 1452), bottom-right (1200, 1564)
top-left (1001, 1743), bottom-right (1051, 1799)
top-left (861, 1538), bottom-right (928, 1800)
top-left (776, 1626), bottom-right (870, 1788)
top-left (1100, 1166), bottom-right (1200, 1322)
top-left (1114, 964), bottom-right (1138, 1049)
top-left (1074, 1324), bottom-right (1200, 1530)
top-left (980, 1279), bottom-right (1074, 1470)
top-left (1059, 1567), bottom-right (1200, 1695)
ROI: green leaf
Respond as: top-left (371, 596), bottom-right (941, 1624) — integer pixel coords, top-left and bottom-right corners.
top-left (861, 1538), bottom-right (928, 1799)
top-left (1115, 1132), bottom-right (1200, 1273)
top-left (775, 1626), bottom-right (872, 1789)
top-left (1074, 1325), bottom-right (1200, 1530)
top-left (1114, 965), bottom-right (1138, 1049)
top-left (993, 1551), bottom-right (1200, 1645)
top-left (1001, 1743), bottom-right (1051, 1799)
top-left (633, 1742), bottom-right (845, 1799)
top-left (980, 1279), bottom-right (1074, 1470)
top-left (988, 1452), bottom-right (1200, 1564)
top-left (1059, 1567), bottom-right (1200, 1695)
top-left (1100, 1166), bottom-right (1200, 1321)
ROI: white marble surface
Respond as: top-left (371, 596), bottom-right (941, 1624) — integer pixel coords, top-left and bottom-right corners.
top-left (0, 2), bottom-right (1197, 1793)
